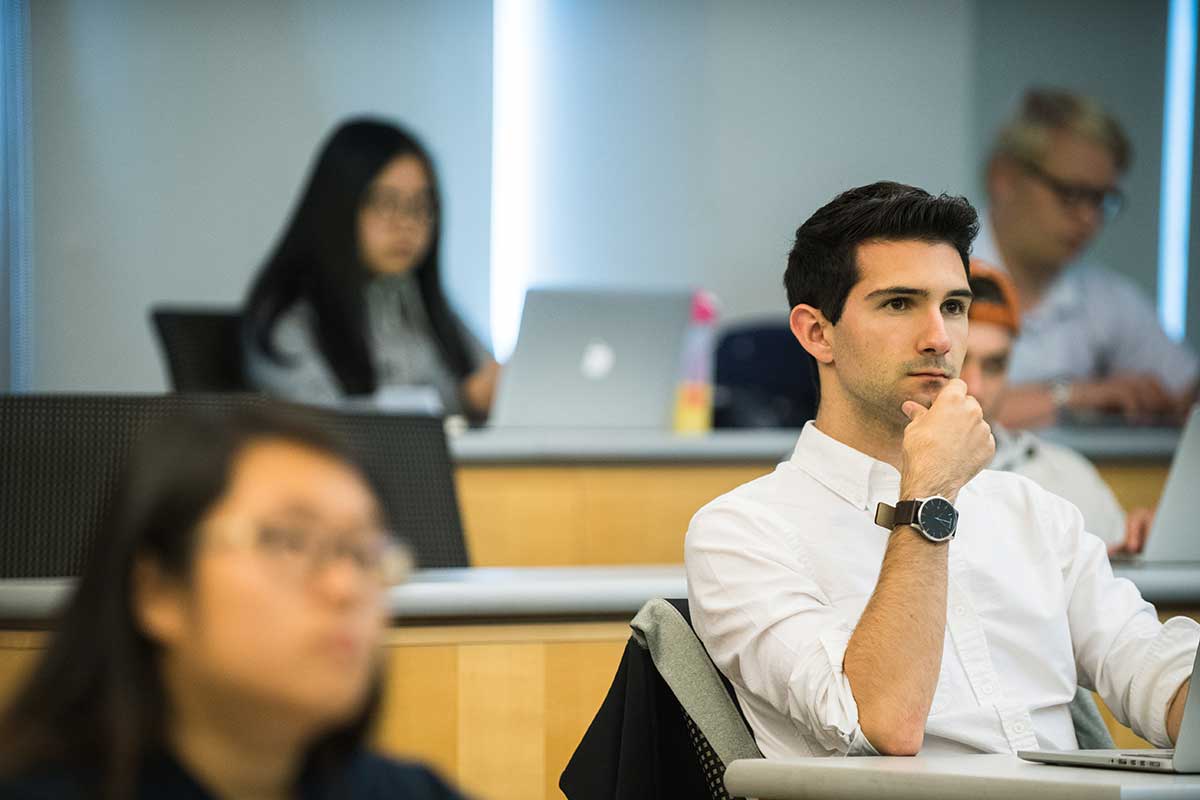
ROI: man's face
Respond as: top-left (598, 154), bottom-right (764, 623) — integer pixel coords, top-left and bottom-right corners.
top-left (961, 320), bottom-right (1013, 421)
top-left (826, 240), bottom-right (972, 429)
top-left (992, 130), bottom-right (1120, 271)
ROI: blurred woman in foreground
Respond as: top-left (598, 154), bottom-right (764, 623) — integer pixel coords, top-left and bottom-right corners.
top-left (0, 405), bottom-right (464, 799)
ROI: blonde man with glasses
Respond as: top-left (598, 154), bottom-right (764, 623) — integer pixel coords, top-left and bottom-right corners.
top-left (977, 88), bottom-right (1199, 429)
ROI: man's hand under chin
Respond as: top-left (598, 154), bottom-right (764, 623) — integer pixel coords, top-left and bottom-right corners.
top-left (899, 379), bottom-right (996, 503)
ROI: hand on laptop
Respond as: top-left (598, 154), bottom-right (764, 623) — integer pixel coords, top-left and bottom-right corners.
top-left (1108, 507), bottom-right (1154, 557)
top-left (1069, 374), bottom-right (1176, 423)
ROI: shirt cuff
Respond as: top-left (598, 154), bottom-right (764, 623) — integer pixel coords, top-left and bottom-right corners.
top-left (1130, 616), bottom-right (1200, 747)
top-left (813, 622), bottom-right (874, 754)
top-left (846, 727), bottom-right (881, 756)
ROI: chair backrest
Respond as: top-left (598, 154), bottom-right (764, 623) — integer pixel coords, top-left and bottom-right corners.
top-left (560, 597), bottom-right (760, 800)
top-left (646, 599), bottom-right (761, 800)
top-left (0, 394), bottom-right (468, 578)
top-left (150, 307), bottom-right (246, 391)
top-left (714, 321), bottom-right (817, 428)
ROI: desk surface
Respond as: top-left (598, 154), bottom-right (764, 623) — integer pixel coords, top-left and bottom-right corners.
top-left (2, 563), bottom-right (1198, 623)
top-left (723, 754), bottom-right (1200, 799)
top-left (0, 565), bottom-right (687, 623)
top-left (450, 426), bottom-right (1180, 464)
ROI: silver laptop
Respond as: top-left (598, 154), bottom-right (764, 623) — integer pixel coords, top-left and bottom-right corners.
top-left (1018, 645), bottom-right (1199, 773)
top-left (491, 288), bottom-right (693, 429)
top-left (1115, 405), bottom-right (1200, 565)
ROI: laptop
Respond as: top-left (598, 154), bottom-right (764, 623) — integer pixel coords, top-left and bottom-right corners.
top-left (491, 288), bottom-right (693, 429)
top-left (1018, 644), bottom-right (1199, 773)
top-left (1111, 405), bottom-right (1200, 565)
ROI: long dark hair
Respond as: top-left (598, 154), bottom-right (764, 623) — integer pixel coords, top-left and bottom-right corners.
top-left (0, 406), bottom-right (382, 798)
top-left (244, 117), bottom-right (477, 395)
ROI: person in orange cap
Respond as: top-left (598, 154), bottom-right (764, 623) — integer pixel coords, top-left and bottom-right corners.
top-left (962, 259), bottom-right (1152, 556)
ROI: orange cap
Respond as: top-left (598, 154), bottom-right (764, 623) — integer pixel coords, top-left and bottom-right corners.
top-left (968, 259), bottom-right (1021, 336)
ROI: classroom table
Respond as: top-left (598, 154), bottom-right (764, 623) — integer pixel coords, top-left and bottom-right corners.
top-left (451, 426), bottom-right (1179, 567)
top-left (1, 564), bottom-right (1197, 800)
top-left (722, 753), bottom-right (1200, 799)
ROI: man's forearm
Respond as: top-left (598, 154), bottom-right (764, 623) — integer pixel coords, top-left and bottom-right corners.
top-left (1168, 677), bottom-right (1191, 744)
top-left (843, 528), bottom-right (948, 755)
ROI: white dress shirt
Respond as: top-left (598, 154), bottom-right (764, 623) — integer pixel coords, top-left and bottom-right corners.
top-left (685, 422), bottom-right (1198, 760)
top-left (991, 424), bottom-right (1126, 548)
top-left (973, 216), bottom-right (1199, 395)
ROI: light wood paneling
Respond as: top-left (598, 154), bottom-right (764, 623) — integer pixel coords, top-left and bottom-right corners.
top-left (457, 464), bottom-right (770, 566)
top-left (457, 643), bottom-right (547, 798)
top-left (374, 644), bottom-right (460, 777)
top-left (0, 631), bottom-right (43, 707)
top-left (1095, 463), bottom-right (1171, 511)
top-left (370, 622), bottom-right (629, 800)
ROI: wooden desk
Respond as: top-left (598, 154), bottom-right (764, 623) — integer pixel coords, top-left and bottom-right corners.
top-left (452, 427), bottom-right (1177, 567)
top-left (723, 754), bottom-right (1200, 799)
top-left (2, 567), bottom-right (1194, 800)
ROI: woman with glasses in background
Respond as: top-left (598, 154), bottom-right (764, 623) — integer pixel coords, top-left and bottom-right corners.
top-left (0, 406), bottom-right (465, 799)
top-left (243, 118), bottom-right (499, 421)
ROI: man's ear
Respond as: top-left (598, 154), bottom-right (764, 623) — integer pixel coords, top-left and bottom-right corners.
top-left (789, 304), bottom-right (834, 366)
top-left (132, 556), bottom-right (187, 647)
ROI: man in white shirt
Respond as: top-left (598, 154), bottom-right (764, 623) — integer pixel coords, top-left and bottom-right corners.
top-left (685, 181), bottom-right (1196, 760)
top-left (977, 88), bottom-right (1198, 429)
top-left (961, 262), bottom-right (1153, 556)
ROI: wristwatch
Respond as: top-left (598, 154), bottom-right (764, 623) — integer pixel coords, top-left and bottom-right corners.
top-left (874, 496), bottom-right (958, 542)
top-left (1050, 380), bottom-right (1072, 414)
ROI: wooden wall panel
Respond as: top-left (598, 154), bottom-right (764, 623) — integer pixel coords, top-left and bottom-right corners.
top-left (458, 464), bottom-right (770, 567)
top-left (1095, 463), bottom-right (1170, 511)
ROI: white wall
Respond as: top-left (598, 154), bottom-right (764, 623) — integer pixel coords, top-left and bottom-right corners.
top-left (28, 1), bottom-right (1185, 391)
top-left (526, 0), bottom-right (973, 327)
top-left (30, 0), bottom-right (492, 391)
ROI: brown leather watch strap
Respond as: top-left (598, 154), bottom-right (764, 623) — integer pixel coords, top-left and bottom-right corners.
top-left (874, 499), bottom-right (921, 530)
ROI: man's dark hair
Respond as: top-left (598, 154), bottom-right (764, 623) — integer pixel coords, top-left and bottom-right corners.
top-left (784, 181), bottom-right (980, 323)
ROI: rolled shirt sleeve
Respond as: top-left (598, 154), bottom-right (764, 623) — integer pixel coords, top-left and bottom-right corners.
top-left (686, 501), bottom-right (877, 755)
top-left (1042, 487), bottom-right (1200, 746)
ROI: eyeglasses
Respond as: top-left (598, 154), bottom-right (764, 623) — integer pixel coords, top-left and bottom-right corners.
top-left (1020, 160), bottom-right (1124, 222)
top-left (361, 188), bottom-right (436, 226)
top-left (206, 520), bottom-right (414, 588)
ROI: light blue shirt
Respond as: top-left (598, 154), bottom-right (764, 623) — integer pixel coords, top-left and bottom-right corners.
top-left (973, 215), bottom-right (1199, 394)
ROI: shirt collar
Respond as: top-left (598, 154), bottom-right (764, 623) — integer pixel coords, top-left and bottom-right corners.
top-left (989, 422), bottom-right (1041, 472)
top-left (789, 421), bottom-right (900, 510)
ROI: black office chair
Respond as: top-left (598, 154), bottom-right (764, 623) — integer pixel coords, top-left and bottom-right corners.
top-left (0, 394), bottom-right (469, 578)
top-left (150, 307), bottom-right (247, 392)
top-left (714, 320), bottom-right (818, 429)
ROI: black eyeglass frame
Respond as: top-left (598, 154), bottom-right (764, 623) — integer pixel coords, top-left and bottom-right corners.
top-left (1019, 159), bottom-right (1125, 223)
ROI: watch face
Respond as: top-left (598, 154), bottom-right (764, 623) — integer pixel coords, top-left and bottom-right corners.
top-left (918, 497), bottom-right (958, 541)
